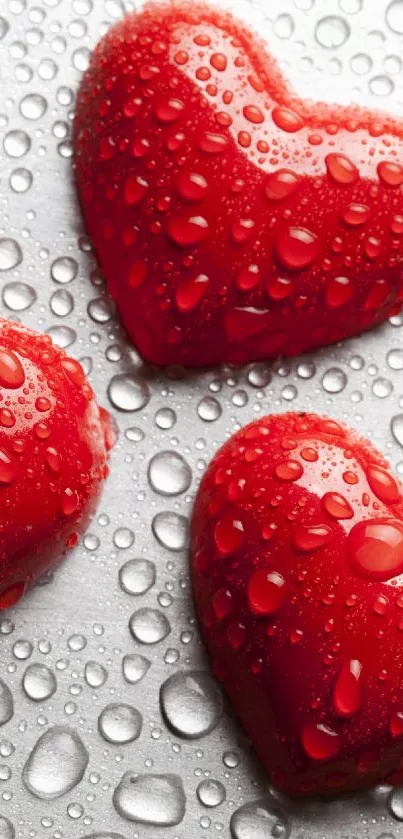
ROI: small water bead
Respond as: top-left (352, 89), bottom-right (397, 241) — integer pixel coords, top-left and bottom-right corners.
top-left (369, 74), bottom-right (394, 96)
top-left (347, 519), bottom-right (403, 581)
top-left (275, 226), bottom-right (319, 270)
top-left (129, 608), bottom-right (171, 644)
top-left (391, 415), bottom-right (403, 446)
top-left (230, 799), bottom-right (290, 839)
top-left (155, 407), bottom-right (176, 429)
top-left (293, 523), bottom-right (333, 553)
top-left (84, 661), bottom-right (107, 688)
top-left (119, 559), bottom-right (156, 595)
top-left (160, 671), bottom-right (223, 738)
top-left (113, 772), bottom-right (186, 826)
top-left (88, 297), bottom-right (114, 323)
top-left (197, 779), bottom-right (226, 808)
top-left (51, 257), bottom-right (78, 284)
top-left (114, 528), bottom-right (134, 549)
top-left (333, 659), bottom-right (362, 717)
top-left (23, 727), bottom-right (88, 799)
top-left (98, 703), bottom-right (142, 744)
top-left (19, 94), bottom-right (47, 121)
top-left (3, 130), bottom-right (30, 158)
top-left (122, 653), bottom-right (150, 684)
top-left (50, 289), bottom-right (74, 317)
top-left (0, 682), bottom-right (13, 727)
top-left (315, 15), bottom-right (350, 48)
top-left (148, 451), bottom-right (191, 496)
top-left (13, 639), bottom-right (33, 660)
top-left (388, 787), bottom-right (403, 820)
top-left (0, 818), bottom-right (14, 839)
top-left (105, 0), bottom-right (126, 17)
top-left (372, 378), bottom-right (393, 399)
top-left (247, 363), bottom-right (272, 388)
top-left (22, 664), bottom-right (56, 702)
top-left (152, 511), bottom-right (188, 551)
top-left (68, 634), bottom-right (87, 652)
top-left (2, 281), bottom-right (36, 312)
top-left (47, 325), bottom-right (76, 348)
top-left (387, 347), bottom-right (403, 370)
top-left (273, 13), bottom-right (294, 38)
top-left (248, 570), bottom-right (286, 615)
top-left (351, 52), bottom-right (372, 75)
top-left (0, 240), bottom-right (22, 272)
top-left (322, 367), bottom-right (347, 394)
top-left (386, 0), bottom-right (403, 34)
top-left (108, 373), bottom-right (150, 412)
top-left (197, 396), bottom-right (222, 422)
top-left (322, 492), bottom-right (354, 520)
top-left (9, 167), bottom-right (32, 193)
top-left (301, 723), bottom-right (340, 760)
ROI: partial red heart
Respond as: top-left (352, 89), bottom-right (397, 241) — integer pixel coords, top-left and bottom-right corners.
top-left (74, 1), bottom-right (403, 366)
top-left (0, 319), bottom-right (111, 609)
top-left (191, 412), bottom-right (403, 796)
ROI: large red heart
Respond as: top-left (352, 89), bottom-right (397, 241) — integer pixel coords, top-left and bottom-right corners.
top-left (191, 412), bottom-right (403, 797)
top-left (74, 1), bottom-right (403, 367)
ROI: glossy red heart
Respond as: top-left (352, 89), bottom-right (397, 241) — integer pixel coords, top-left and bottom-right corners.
top-left (74, 1), bottom-right (403, 367)
top-left (0, 319), bottom-right (111, 609)
top-left (191, 412), bottom-right (403, 796)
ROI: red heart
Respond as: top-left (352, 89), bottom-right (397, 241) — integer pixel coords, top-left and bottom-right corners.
top-left (0, 319), bottom-right (111, 609)
top-left (75, 2), bottom-right (403, 366)
top-left (191, 412), bottom-right (403, 796)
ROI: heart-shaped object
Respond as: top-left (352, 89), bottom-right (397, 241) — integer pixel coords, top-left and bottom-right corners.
top-left (191, 412), bottom-right (403, 796)
top-left (0, 319), bottom-right (111, 609)
top-left (75, 2), bottom-right (403, 367)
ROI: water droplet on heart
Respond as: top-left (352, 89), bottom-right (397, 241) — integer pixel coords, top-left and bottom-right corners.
top-left (108, 373), bottom-right (150, 412)
top-left (275, 460), bottom-right (303, 482)
top-left (322, 367), bottom-right (347, 393)
top-left (175, 273), bottom-right (210, 311)
top-left (214, 516), bottom-right (244, 556)
top-left (197, 779), bottom-right (226, 808)
top-left (392, 415), bottom-right (403, 447)
top-left (325, 153), bottom-right (359, 184)
top-left (198, 131), bottom-right (229, 154)
top-left (272, 106), bottom-right (303, 133)
top-left (154, 97), bottom-right (184, 123)
top-left (85, 661), bottom-right (107, 688)
top-left (248, 570), bottom-right (286, 615)
top-left (51, 257), bottom-right (78, 284)
top-left (302, 723), bottom-right (341, 760)
top-left (168, 214), bottom-right (209, 247)
top-left (243, 104), bottom-right (264, 124)
top-left (0, 450), bottom-right (18, 485)
top-left (197, 396), bottom-right (222, 421)
top-left (122, 654), bottom-right (150, 684)
top-left (378, 161), bottom-right (403, 187)
top-left (276, 226), bottom-right (319, 270)
top-left (315, 15), bottom-right (350, 48)
top-left (230, 799), bottom-right (290, 839)
top-left (293, 523), bottom-right (333, 552)
top-left (237, 265), bottom-right (260, 291)
top-left (210, 52), bottom-right (227, 71)
top-left (148, 451), bottom-right (191, 496)
top-left (20, 93), bottom-right (47, 120)
top-left (366, 466), bottom-right (399, 504)
top-left (129, 608), bottom-right (171, 645)
top-left (152, 511), bottom-right (188, 551)
top-left (390, 711), bottom-right (403, 737)
top-left (347, 519), bottom-right (403, 581)
top-left (0, 349), bottom-right (25, 389)
top-left (160, 671), bottom-right (223, 738)
top-left (3, 129), bottom-right (31, 158)
top-left (333, 659), bottom-right (362, 717)
top-left (0, 239), bottom-right (22, 272)
top-left (341, 203), bottom-right (370, 226)
top-left (98, 703), bottom-right (142, 744)
top-left (386, 0), bottom-right (403, 33)
top-left (2, 281), bottom-right (36, 311)
top-left (322, 492), bottom-right (354, 519)
top-left (113, 772), bottom-right (186, 826)
top-left (177, 171), bottom-right (209, 202)
top-left (231, 218), bottom-right (255, 245)
top-left (326, 276), bottom-right (353, 308)
top-left (119, 559), bottom-right (155, 596)
top-left (23, 727), bottom-right (88, 799)
top-left (265, 170), bottom-right (299, 201)
top-left (0, 681), bottom-right (13, 726)
top-left (22, 664), bottom-right (56, 702)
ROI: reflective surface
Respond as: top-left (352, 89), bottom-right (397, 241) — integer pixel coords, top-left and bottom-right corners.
top-left (1, 0), bottom-right (403, 836)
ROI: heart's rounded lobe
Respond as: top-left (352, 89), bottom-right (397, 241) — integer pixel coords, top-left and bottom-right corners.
top-left (0, 319), bottom-right (111, 609)
top-left (191, 412), bottom-right (403, 796)
top-left (75, 2), bottom-right (403, 366)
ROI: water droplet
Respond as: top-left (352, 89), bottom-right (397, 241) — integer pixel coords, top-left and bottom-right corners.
top-left (351, 52), bottom-right (372, 75)
top-left (98, 703), bottom-right (142, 744)
top-left (392, 415), bottom-right (403, 446)
top-left (230, 799), bottom-right (290, 839)
top-left (378, 161), bottom-right (403, 187)
top-left (301, 723), bottom-right (341, 760)
top-left (276, 226), bottom-right (319, 270)
top-left (20, 94), bottom-right (47, 120)
top-left (370, 74), bottom-right (394, 96)
top-left (347, 519), bottom-right (403, 581)
top-left (272, 107), bottom-right (303, 133)
top-left (388, 786), bottom-right (403, 820)
top-left (0, 240), bottom-right (22, 272)
top-left (275, 460), bottom-right (303, 482)
top-left (325, 153), bottom-right (359, 184)
top-left (168, 214), bottom-right (209, 247)
top-left (155, 407), bottom-right (176, 429)
top-left (0, 18), bottom-right (9, 40)
top-left (326, 276), bottom-right (353, 308)
top-left (373, 378), bottom-right (393, 398)
top-left (293, 523), bottom-right (333, 552)
top-left (386, 0), bottom-right (403, 34)
top-left (333, 659), bottom-right (362, 717)
top-left (160, 671), bottom-right (223, 738)
top-left (148, 451), bottom-right (191, 496)
top-left (197, 779), bottom-right (226, 808)
top-left (129, 608), bottom-right (171, 644)
top-left (22, 664), bottom-right (57, 702)
top-left (10, 167), bottom-right (32, 193)
top-left (84, 661), bottom-right (107, 688)
top-left (50, 289), bottom-right (74, 317)
top-left (322, 492), bottom-right (354, 519)
top-left (152, 511), bottom-right (188, 551)
top-left (315, 15), bottom-right (350, 48)
top-left (119, 559), bottom-right (156, 595)
top-left (0, 682), bottom-right (13, 726)
top-left (248, 570), bottom-right (285, 615)
top-left (197, 396), bottom-right (222, 422)
top-left (3, 130), bottom-right (31, 158)
top-left (114, 527), bottom-right (134, 549)
top-left (265, 170), bottom-right (299, 202)
top-left (2, 281), bottom-right (36, 311)
top-left (108, 373), bottom-right (150, 412)
top-left (122, 654), bottom-right (150, 684)
top-left (273, 13), bottom-right (295, 38)
top-left (47, 325), bottom-right (76, 348)
top-left (51, 257), bottom-right (78, 284)
top-left (113, 772), bottom-right (186, 825)
top-left (23, 727), bottom-right (88, 799)
top-left (322, 367), bottom-right (347, 393)
top-left (175, 274), bottom-right (210, 312)
top-left (388, 349), bottom-right (403, 370)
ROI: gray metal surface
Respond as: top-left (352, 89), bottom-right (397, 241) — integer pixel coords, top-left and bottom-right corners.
top-left (1, 0), bottom-right (403, 836)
